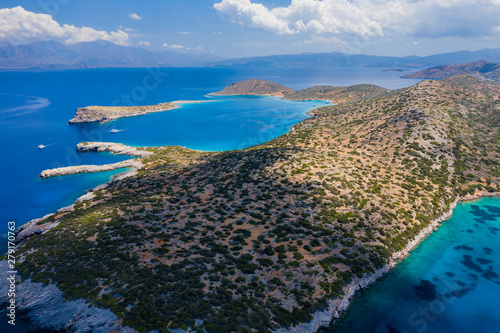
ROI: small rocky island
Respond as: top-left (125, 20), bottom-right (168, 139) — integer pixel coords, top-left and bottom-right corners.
top-left (68, 102), bottom-right (178, 124)
top-left (210, 79), bottom-right (294, 96)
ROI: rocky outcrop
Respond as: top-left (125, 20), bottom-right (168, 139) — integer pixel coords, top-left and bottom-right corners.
top-left (0, 261), bottom-right (136, 333)
top-left (40, 160), bottom-right (143, 178)
top-left (77, 142), bottom-right (153, 157)
top-left (68, 102), bottom-right (178, 124)
top-left (210, 79), bottom-right (294, 96)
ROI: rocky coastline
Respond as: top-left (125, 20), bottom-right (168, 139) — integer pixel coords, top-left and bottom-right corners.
top-left (68, 102), bottom-right (178, 124)
top-left (276, 192), bottom-right (500, 333)
top-left (76, 141), bottom-right (153, 157)
top-left (40, 142), bottom-right (151, 179)
top-left (39, 159), bottom-right (142, 178)
top-left (0, 262), bottom-right (135, 333)
top-left (4, 193), bottom-right (497, 333)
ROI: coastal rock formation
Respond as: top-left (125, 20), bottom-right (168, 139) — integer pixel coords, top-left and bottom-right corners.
top-left (210, 79), bottom-right (294, 96)
top-left (68, 102), bottom-right (178, 124)
top-left (40, 142), bottom-right (151, 178)
top-left (0, 261), bottom-right (135, 333)
top-left (39, 159), bottom-right (142, 178)
top-left (402, 60), bottom-right (500, 81)
top-left (77, 142), bottom-right (153, 157)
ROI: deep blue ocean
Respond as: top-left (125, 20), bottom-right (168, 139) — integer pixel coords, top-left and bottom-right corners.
top-left (4, 67), bottom-right (499, 333)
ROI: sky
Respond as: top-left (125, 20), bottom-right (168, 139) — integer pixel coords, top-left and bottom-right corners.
top-left (0, 0), bottom-right (499, 58)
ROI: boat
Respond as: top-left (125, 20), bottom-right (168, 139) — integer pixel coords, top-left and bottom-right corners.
top-left (110, 129), bottom-right (120, 133)
top-left (37, 144), bottom-right (46, 149)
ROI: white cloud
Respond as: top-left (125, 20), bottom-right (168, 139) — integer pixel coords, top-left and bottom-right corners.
top-left (0, 6), bottom-right (130, 45)
top-left (162, 43), bottom-right (184, 49)
top-left (178, 31), bottom-right (190, 35)
top-left (129, 13), bottom-right (141, 20)
top-left (139, 40), bottom-right (151, 46)
top-left (214, 0), bottom-right (500, 39)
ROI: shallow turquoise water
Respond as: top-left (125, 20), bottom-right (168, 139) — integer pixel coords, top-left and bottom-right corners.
top-left (325, 197), bottom-right (500, 333)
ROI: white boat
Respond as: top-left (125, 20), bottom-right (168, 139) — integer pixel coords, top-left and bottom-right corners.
top-left (110, 129), bottom-right (120, 133)
top-left (37, 144), bottom-right (46, 149)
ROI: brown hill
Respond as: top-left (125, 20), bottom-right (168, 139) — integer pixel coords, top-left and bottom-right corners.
top-left (211, 79), bottom-right (294, 96)
top-left (402, 60), bottom-right (500, 81)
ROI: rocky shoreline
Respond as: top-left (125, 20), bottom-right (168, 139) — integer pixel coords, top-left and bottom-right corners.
top-left (68, 102), bottom-right (178, 124)
top-left (76, 142), bottom-right (153, 157)
top-left (0, 262), bottom-right (135, 333)
top-left (39, 159), bottom-right (142, 178)
top-left (40, 142), bottom-right (151, 178)
top-left (275, 192), bottom-right (500, 333)
top-left (4, 193), bottom-right (497, 333)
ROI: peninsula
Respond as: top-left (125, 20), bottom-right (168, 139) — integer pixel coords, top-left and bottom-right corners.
top-left (3, 76), bottom-right (500, 333)
top-left (68, 102), bottom-right (178, 124)
top-left (402, 60), bottom-right (500, 81)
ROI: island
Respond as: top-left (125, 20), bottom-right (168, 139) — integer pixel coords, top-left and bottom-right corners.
top-left (68, 102), bottom-right (178, 124)
top-left (402, 60), bottom-right (500, 81)
top-left (209, 79), bottom-right (295, 96)
top-left (2, 76), bottom-right (500, 333)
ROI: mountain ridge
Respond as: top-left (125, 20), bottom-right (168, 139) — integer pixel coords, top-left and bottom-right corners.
top-left (0, 40), bottom-right (221, 69)
top-left (1, 41), bottom-right (499, 69)
top-left (402, 60), bottom-right (500, 81)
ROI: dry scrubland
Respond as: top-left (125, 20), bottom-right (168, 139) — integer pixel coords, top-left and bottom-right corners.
top-left (9, 75), bottom-right (500, 332)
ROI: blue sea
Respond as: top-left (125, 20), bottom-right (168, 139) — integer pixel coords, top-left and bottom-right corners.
top-left (8, 66), bottom-right (486, 332)
top-left (0, 67), bottom-right (422, 237)
top-left (326, 197), bottom-right (500, 333)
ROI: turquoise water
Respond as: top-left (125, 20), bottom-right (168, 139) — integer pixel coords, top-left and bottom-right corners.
top-left (325, 197), bottom-right (500, 333)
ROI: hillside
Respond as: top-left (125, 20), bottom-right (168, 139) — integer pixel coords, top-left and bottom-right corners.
top-left (284, 84), bottom-right (390, 104)
top-left (0, 41), bottom-right (220, 69)
top-left (210, 79), bottom-right (294, 96)
top-left (6, 75), bottom-right (500, 332)
top-left (402, 60), bottom-right (500, 81)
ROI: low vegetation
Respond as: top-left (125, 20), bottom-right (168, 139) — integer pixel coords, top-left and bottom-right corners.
top-left (12, 75), bottom-right (500, 332)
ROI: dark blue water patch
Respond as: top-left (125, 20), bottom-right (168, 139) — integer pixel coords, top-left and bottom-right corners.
top-left (476, 258), bottom-right (493, 265)
top-left (488, 226), bottom-right (500, 236)
top-left (482, 269), bottom-right (499, 281)
top-left (483, 247), bottom-right (493, 255)
top-left (454, 245), bottom-right (474, 251)
top-left (414, 280), bottom-right (438, 301)
top-left (461, 255), bottom-right (483, 273)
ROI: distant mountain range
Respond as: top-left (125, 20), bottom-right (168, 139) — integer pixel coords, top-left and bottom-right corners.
top-left (0, 41), bottom-right (499, 70)
top-left (402, 60), bottom-right (500, 81)
top-left (209, 48), bottom-right (500, 69)
top-left (0, 40), bottom-right (221, 69)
